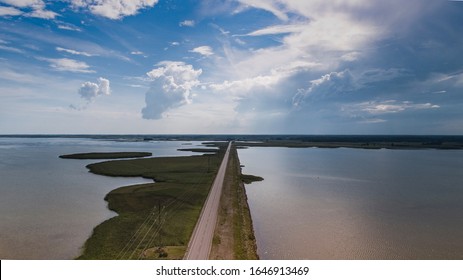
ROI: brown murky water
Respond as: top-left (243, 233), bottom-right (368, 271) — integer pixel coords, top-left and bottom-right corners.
top-left (0, 138), bottom-right (199, 259)
top-left (239, 147), bottom-right (463, 259)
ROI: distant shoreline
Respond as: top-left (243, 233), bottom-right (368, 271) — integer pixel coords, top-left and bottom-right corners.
top-left (234, 140), bottom-right (463, 150)
top-left (4, 134), bottom-right (463, 150)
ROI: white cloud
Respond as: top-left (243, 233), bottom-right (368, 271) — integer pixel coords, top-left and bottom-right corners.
top-left (70, 0), bottom-right (159, 19)
top-left (348, 100), bottom-right (440, 115)
top-left (189, 46), bottom-right (214, 57)
top-left (0, 0), bottom-right (58, 19)
top-left (0, 0), bottom-right (42, 8)
top-left (179, 20), bottom-right (195, 27)
top-left (430, 72), bottom-right (463, 88)
top-left (130, 50), bottom-right (144, 55)
top-left (234, 38), bottom-right (246, 45)
top-left (43, 58), bottom-right (95, 73)
top-left (142, 61), bottom-right (202, 119)
top-left (57, 23), bottom-right (82, 32)
top-left (77, 77), bottom-right (110, 102)
top-left (26, 7), bottom-right (57, 18)
top-left (210, 74), bottom-right (284, 95)
top-left (212, 0), bottom-right (435, 110)
top-left (215, 15), bottom-right (378, 99)
top-left (341, 51), bottom-right (361, 62)
top-left (0, 6), bottom-right (23, 16)
top-left (244, 23), bottom-right (306, 36)
top-left (56, 47), bottom-right (94, 57)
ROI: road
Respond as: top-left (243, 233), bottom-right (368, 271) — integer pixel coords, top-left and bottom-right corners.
top-left (184, 141), bottom-right (231, 260)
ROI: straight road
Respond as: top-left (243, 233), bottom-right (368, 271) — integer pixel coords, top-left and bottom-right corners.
top-left (184, 141), bottom-right (231, 259)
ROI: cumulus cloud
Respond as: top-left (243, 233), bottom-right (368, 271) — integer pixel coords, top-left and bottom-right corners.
top-left (142, 61), bottom-right (202, 119)
top-left (43, 58), bottom-right (95, 73)
top-left (189, 46), bottom-right (214, 57)
top-left (78, 77), bottom-right (110, 101)
top-left (212, 0), bottom-right (440, 113)
top-left (179, 20), bottom-right (195, 27)
top-left (70, 0), bottom-right (159, 19)
top-left (70, 77), bottom-right (110, 110)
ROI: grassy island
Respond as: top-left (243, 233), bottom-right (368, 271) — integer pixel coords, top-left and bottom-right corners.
top-left (177, 148), bottom-right (220, 153)
top-left (241, 174), bottom-right (264, 184)
top-left (59, 152), bottom-right (152, 159)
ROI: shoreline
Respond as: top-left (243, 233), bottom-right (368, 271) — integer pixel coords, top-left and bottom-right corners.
top-left (234, 140), bottom-right (463, 150)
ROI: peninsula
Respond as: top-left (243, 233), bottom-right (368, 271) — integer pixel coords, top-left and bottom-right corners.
top-left (61, 142), bottom-right (258, 259)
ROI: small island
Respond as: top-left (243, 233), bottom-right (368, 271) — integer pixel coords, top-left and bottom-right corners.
top-left (241, 174), bottom-right (264, 184)
top-left (177, 148), bottom-right (219, 153)
top-left (59, 152), bottom-right (152, 159)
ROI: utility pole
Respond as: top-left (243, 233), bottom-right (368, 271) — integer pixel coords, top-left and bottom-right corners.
top-left (158, 201), bottom-right (162, 248)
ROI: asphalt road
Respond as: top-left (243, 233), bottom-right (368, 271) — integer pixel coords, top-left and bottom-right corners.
top-left (184, 142), bottom-right (231, 260)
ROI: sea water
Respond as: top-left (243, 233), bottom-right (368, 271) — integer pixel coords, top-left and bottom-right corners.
top-left (239, 147), bottom-right (463, 259)
top-left (0, 137), bottom-right (201, 259)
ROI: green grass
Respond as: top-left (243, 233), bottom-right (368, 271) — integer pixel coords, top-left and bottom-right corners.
top-left (59, 152), bottom-right (152, 159)
top-left (231, 147), bottom-right (259, 259)
top-left (241, 174), bottom-right (264, 184)
top-left (76, 143), bottom-right (228, 259)
top-left (210, 144), bottom-right (259, 260)
top-left (177, 148), bottom-right (220, 153)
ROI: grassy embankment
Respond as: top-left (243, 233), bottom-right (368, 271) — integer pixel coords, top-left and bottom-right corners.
top-left (210, 144), bottom-right (261, 260)
top-left (67, 146), bottom-right (226, 259)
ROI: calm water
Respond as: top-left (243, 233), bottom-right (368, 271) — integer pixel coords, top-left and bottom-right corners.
top-left (239, 147), bottom-right (463, 259)
top-left (0, 137), bottom-right (201, 259)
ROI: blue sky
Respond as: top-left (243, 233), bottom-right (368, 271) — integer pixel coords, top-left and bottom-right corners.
top-left (0, 0), bottom-right (462, 134)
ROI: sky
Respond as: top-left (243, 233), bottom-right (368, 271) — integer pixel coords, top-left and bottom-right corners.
top-left (0, 0), bottom-right (462, 134)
